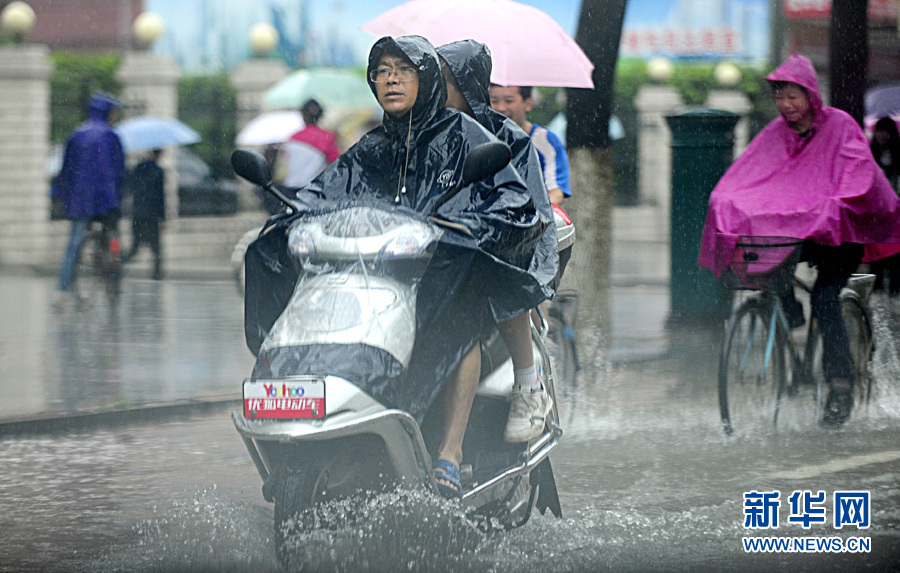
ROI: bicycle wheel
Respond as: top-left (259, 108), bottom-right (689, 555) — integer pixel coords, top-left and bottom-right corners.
top-left (842, 295), bottom-right (874, 405)
top-left (718, 297), bottom-right (787, 435)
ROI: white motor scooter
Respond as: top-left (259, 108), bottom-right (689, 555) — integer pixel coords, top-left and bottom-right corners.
top-left (230, 147), bottom-right (571, 563)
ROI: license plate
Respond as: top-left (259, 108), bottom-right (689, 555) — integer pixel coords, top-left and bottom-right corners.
top-left (243, 379), bottom-right (325, 419)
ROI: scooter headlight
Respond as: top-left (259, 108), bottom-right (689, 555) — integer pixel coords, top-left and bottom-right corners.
top-left (288, 227), bottom-right (316, 257)
top-left (378, 229), bottom-right (434, 258)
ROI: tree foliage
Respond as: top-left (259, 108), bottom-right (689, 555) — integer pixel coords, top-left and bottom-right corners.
top-left (49, 52), bottom-right (122, 143)
top-left (178, 74), bottom-right (238, 180)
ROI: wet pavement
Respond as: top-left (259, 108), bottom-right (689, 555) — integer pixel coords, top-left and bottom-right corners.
top-left (0, 249), bottom-right (671, 429)
top-left (2, 237), bottom-right (900, 571)
top-left (0, 270), bottom-right (254, 427)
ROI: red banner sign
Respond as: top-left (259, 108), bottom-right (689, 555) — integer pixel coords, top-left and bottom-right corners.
top-left (783, 0), bottom-right (898, 21)
top-left (619, 27), bottom-right (741, 57)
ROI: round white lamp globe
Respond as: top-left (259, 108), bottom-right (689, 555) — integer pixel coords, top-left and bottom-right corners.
top-left (1, 1), bottom-right (36, 39)
top-left (249, 23), bottom-right (279, 57)
top-left (647, 57), bottom-right (674, 83)
top-left (133, 11), bottom-right (165, 49)
top-left (714, 62), bottom-right (742, 88)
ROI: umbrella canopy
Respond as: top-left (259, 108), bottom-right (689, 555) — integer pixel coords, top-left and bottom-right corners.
top-left (236, 111), bottom-right (304, 146)
top-left (264, 68), bottom-right (379, 112)
top-left (360, 0), bottom-right (594, 88)
top-left (114, 116), bottom-right (201, 153)
top-left (865, 84), bottom-right (900, 133)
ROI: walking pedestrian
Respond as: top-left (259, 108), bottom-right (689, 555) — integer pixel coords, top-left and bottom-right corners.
top-left (123, 148), bottom-right (166, 280)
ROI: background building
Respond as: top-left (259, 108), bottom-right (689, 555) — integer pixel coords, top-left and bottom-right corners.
top-left (19, 0), bottom-right (143, 50)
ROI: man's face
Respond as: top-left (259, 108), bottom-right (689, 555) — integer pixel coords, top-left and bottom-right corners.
top-left (373, 54), bottom-right (419, 118)
top-left (489, 85), bottom-right (532, 129)
top-left (773, 83), bottom-right (812, 129)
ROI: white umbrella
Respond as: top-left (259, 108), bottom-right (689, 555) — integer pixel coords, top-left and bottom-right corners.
top-left (115, 117), bottom-right (201, 153)
top-left (236, 111), bottom-right (304, 146)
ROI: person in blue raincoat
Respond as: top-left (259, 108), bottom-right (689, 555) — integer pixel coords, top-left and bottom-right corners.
top-left (51, 92), bottom-right (125, 302)
top-left (245, 35), bottom-right (554, 498)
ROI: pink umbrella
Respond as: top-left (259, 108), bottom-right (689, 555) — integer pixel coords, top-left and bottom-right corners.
top-left (360, 0), bottom-right (594, 88)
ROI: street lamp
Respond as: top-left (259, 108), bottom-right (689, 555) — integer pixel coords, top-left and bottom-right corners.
top-left (647, 56), bottom-right (674, 84)
top-left (1, 1), bottom-right (36, 42)
top-left (132, 11), bottom-right (165, 50)
top-left (714, 62), bottom-right (742, 89)
top-left (249, 23), bottom-right (279, 57)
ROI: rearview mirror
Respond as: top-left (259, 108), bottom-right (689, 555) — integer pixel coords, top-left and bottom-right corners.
top-left (231, 149), bottom-right (297, 210)
top-left (459, 141), bottom-right (512, 189)
top-left (231, 149), bottom-right (272, 187)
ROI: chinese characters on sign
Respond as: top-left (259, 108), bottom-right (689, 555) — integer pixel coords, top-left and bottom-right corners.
top-left (619, 27), bottom-right (741, 57)
top-left (743, 490), bottom-right (870, 529)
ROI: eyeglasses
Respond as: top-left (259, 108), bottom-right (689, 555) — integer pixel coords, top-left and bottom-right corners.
top-left (369, 66), bottom-right (418, 83)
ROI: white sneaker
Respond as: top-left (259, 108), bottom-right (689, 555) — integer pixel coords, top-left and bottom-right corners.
top-left (503, 386), bottom-right (552, 443)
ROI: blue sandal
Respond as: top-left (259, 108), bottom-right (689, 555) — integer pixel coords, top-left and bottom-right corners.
top-left (433, 459), bottom-right (462, 499)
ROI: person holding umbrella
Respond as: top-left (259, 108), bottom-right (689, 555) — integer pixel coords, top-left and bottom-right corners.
top-left (278, 99), bottom-right (341, 189)
top-left (437, 39), bottom-right (558, 443)
top-left (51, 92), bottom-right (125, 306)
top-left (122, 148), bottom-right (166, 280)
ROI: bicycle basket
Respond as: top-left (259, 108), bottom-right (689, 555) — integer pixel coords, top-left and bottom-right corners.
top-left (722, 236), bottom-right (804, 290)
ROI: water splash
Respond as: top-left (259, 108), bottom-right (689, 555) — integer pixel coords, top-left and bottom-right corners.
top-left (90, 488), bottom-right (279, 572)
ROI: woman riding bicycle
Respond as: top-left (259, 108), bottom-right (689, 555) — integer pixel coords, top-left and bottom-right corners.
top-left (699, 54), bottom-right (900, 426)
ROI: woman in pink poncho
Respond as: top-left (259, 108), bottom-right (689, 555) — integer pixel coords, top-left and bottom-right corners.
top-left (698, 54), bottom-right (900, 426)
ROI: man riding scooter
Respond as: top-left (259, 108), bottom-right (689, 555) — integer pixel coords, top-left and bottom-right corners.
top-left (243, 35), bottom-right (556, 499)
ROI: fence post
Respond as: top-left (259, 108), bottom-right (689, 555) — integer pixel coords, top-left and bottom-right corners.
top-left (0, 43), bottom-right (54, 268)
top-left (231, 58), bottom-right (289, 130)
top-left (117, 50), bottom-right (181, 220)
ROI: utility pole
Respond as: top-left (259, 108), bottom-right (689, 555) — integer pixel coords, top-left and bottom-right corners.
top-left (564, 0), bottom-right (628, 356)
top-left (829, 0), bottom-right (868, 125)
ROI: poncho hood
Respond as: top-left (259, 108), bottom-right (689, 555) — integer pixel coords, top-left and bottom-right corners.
top-left (436, 39), bottom-right (493, 128)
top-left (88, 92), bottom-right (120, 122)
top-left (367, 35), bottom-right (447, 135)
top-left (766, 54), bottom-right (824, 128)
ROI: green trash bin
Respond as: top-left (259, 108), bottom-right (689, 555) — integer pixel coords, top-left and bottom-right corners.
top-left (665, 109), bottom-right (740, 326)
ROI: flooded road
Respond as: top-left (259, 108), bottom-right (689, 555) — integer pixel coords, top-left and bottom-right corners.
top-left (0, 275), bottom-right (254, 421)
top-left (1, 275), bottom-right (900, 571)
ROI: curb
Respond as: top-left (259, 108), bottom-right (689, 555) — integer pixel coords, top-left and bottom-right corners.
top-left (0, 398), bottom-right (241, 437)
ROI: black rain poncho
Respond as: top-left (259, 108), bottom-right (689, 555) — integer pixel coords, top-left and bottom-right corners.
top-left (436, 39), bottom-right (559, 293)
top-left (244, 35), bottom-right (553, 420)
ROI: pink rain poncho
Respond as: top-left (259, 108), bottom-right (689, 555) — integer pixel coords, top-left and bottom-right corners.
top-left (698, 55), bottom-right (900, 277)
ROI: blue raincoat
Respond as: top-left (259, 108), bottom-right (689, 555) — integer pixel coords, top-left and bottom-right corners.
top-left (51, 93), bottom-right (125, 219)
